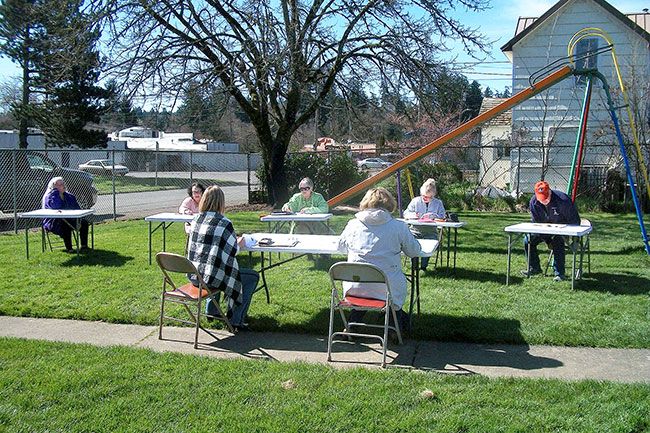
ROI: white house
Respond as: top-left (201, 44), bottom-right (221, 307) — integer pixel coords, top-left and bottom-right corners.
top-left (477, 98), bottom-right (512, 189)
top-left (488, 0), bottom-right (649, 192)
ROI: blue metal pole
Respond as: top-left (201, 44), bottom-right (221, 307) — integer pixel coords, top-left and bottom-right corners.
top-left (588, 70), bottom-right (650, 254)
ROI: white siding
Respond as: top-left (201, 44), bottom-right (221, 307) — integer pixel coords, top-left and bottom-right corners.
top-left (509, 0), bottom-right (649, 191)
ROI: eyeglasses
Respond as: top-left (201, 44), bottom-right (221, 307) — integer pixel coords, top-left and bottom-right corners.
top-left (299, 187), bottom-right (311, 191)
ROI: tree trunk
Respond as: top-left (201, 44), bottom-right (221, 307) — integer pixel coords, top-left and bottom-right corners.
top-left (259, 134), bottom-right (290, 207)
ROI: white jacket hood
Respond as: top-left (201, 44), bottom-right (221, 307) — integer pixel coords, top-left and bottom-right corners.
top-left (355, 208), bottom-right (393, 225)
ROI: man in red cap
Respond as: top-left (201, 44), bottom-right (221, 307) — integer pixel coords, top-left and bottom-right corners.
top-left (523, 180), bottom-right (581, 281)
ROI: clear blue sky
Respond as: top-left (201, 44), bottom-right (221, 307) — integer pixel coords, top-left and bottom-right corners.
top-left (0, 0), bottom-right (646, 95)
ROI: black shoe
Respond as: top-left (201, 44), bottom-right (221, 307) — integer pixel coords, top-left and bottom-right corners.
top-left (520, 268), bottom-right (542, 277)
top-left (234, 324), bottom-right (251, 332)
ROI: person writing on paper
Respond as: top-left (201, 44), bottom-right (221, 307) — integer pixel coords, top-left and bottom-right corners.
top-left (403, 178), bottom-right (445, 270)
top-left (523, 180), bottom-right (580, 282)
top-left (187, 185), bottom-right (259, 332)
top-left (42, 177), bottom-right (90, 253)
top-left (281, 177), bottom-right (329, 234)
top-left (281, 177), bottom-right (328, 214)
top-left (179, 182), bottom-right (205, 233)
top-left (338, 187), bottom-right (423, 333)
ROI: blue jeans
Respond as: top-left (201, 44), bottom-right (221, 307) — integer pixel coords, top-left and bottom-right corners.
top-left (524, 234), bottom-right (566, 277)
top-left (206, 268), bottom-right (259, 327)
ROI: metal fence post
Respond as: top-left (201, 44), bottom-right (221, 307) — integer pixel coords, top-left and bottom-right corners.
top-left (247, 153), bottom-right (251, 204)
top-left (155, 141), bottom-right (159, 186)
top-left (516, 144), bottom-right (521, 196)
top-left (112, 148), bottom-right (117, 220)
top-left (189, 151), bottom-right (193, 183)
top-left (12, 150), bottom-right (17, 233)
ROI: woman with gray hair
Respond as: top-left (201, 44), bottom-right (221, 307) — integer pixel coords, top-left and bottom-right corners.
top-left (403, 178), bottom-right (446, 270)
top-left (42, 176), bottom-right (90, 253)
top-left (281, 177), bottom-right (329, 234)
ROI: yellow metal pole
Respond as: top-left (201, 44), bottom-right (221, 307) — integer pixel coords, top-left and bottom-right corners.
top-left (328, 65), bottom-right (574, 206)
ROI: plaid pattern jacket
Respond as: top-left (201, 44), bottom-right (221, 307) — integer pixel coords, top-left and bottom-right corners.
top-left (187, 212), bottom-right (242, 310)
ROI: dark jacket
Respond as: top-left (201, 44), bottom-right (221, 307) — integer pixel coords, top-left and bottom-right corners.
top-left (529, 190), bottom-right (580, 225)
top-left (43, 190), bottom-right (81, 236)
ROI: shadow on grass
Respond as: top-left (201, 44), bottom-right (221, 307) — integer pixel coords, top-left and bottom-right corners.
top-left (61, 249), bottom-right (134, 267)
top-left (429, 267), bottom-right (512, 284)
top-left (202, 308), bottom-right (563, 371)
top-left (576, 272), bottom-right (650, 295)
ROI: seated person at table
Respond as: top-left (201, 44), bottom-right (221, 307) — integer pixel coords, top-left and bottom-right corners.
top-left (338, 187), bottom-right (423, 332)
top-left (179, 182), bottom-right (205, 234)
top-left (187, 185), bottom-right (259, 332)
top-left (281, 177), bottom-right (329, 234)
top-left (522, 180), bottom-right (580, 282)
top-left (41, 177), bottom-right (89, 253)
top-left (403, 178), bottom-right (445, 270)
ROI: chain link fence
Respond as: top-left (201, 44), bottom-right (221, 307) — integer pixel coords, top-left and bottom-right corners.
top-left (1, 141), bottom-right (645, 232)
top-left (0, 148), bottom-right (263, 232)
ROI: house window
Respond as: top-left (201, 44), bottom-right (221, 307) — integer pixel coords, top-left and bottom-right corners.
top-left (574, 38), bottom-right (598, 85)
top-left (494, 139), bottom-right (511, 159)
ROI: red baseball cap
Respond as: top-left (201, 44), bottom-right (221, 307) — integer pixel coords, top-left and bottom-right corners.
top-left (534, 181), bottom-right (550, 201)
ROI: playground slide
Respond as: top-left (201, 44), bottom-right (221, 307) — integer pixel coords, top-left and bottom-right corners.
top-left (327, 65), bottom-right (574, 207)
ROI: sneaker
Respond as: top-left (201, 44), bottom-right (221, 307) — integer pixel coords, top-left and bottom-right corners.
top-left (520, 268), bottom-right (542, 277)
top-left (553, 275), bottom-right (566, 282)
top-left (234, 324), bottom-right (251, 332)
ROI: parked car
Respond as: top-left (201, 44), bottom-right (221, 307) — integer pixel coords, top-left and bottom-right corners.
top-left (79, 159), bottom-right (129, 176)
top-left (0, 151), bottom-right (97, 212)
top-left (357, 158), bottom-right (391, 170)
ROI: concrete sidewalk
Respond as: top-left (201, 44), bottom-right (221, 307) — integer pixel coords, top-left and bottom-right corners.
top-left (1, 316), bottom-right (648, 383)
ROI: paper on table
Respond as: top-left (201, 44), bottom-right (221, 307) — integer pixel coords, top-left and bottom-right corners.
top-left (242, 234), bottom-right (258, 248)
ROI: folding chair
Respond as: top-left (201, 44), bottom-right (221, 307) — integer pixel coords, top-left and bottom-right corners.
top-left (44, 228), bottom-right (66, 252)
top-left (327, 262), bottom-right (402, 368)
top-left (155, 252), bottom-right (234, 348)
top-left (544, 218), bottom-right (592, 279)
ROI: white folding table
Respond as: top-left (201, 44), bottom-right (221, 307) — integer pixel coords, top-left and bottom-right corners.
top-left (259, 213), bottom-right (334, 234)
top-left (241, 233), bottom-right (438, 324)
top-left (504, 222), bottom-right (593, 289)
top-left (399, 218), bottom-right (466, 272)
top-left (20, 209), bottom-right (95, 259)
top-left (144, 212), bottom-right (195, 265)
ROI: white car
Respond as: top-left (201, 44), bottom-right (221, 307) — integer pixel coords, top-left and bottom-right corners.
top-left (357, 158), bottom-right (391, 170)
top-left (78, 159), bottom-right (129, 176)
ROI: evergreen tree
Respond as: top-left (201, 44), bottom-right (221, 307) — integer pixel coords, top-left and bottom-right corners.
top-left (463, 80), bottom-right (483, 121)
top-left (483, 86), bottom-right (494, 98)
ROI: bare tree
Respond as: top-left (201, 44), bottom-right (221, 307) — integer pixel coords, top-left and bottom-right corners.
top-left (102, 0), bottom-right (488, 204)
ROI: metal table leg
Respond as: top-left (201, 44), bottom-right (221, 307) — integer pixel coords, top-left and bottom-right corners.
top-left (506, 233), bottom-right (512, 285)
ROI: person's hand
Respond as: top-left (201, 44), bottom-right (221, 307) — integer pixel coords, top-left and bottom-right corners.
top-left (282, 205), bottom-right (290, 212)
top-left (237, 236), bottom-right (246, 248)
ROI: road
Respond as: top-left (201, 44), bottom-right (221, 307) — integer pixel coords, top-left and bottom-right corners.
top-left (94, 183), bottom-right (252, 220)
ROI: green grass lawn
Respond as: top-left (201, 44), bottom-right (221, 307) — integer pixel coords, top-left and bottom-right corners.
top-left (93, 175), bottom-right (245, 194)
top-left (1, 338), bottom-right (648, 433)
top-left (0, 211), bottom-right (648, 348)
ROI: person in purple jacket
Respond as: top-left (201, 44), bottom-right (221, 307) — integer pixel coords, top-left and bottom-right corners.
top-left (522, 180), bottom-right (580, 281)
top-left (42, 177), bottom-right (89, 253)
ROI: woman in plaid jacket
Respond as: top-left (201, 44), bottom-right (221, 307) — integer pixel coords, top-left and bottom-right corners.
top-left (187, 185), bottom-right (259, 331)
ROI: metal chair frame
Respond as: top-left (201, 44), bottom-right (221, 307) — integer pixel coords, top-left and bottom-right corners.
top-left (327, 262), bottom-right (402, 368)
top-left (156, 252), bottom-right (234, 348)
top-left (544, 219), bottom-right (592, 279)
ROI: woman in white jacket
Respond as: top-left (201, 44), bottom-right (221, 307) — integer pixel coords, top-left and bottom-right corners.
top-left (338, 187), bottom-right (423, 330)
